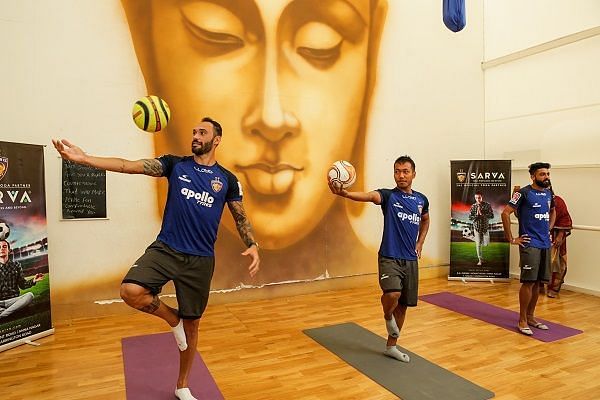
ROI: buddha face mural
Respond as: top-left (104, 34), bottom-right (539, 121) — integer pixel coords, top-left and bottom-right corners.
top-left (122, 0), bottom-right (387, 249)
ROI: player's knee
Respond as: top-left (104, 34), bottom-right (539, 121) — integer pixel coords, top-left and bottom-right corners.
top-left (383, 291), bottom-right (401, 302)
top-left (183, 318), bottom-right (200, 337)
top-left (120, 283), bottom-right (147, 306)
top-left (23, 292), bottom-right (34, 304)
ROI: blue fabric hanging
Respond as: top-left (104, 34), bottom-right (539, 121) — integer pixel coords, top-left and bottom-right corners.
top-left (443, 0), bottom-right (466, 32)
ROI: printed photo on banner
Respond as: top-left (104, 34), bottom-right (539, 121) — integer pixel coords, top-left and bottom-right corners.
top-left (449, 160), bottom-right (512, 280)
top-left (0, 142), bottom-right (52, 350)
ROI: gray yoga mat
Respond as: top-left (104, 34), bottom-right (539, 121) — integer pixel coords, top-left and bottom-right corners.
top-left (304, 322), bottom-right (494, 400)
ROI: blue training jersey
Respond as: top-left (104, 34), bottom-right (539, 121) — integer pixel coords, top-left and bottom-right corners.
top-left (508, 185), bottom-right (554, 249)
top-left (156, 155), bottom-right (242, 256)
top-left (377, 188), bottom-right (429, 260)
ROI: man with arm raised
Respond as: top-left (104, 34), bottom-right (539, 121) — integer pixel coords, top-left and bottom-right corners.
top-left (329, 155), bottom-right (430, 362)
top-left (53, 117), bottom-right (259, 400)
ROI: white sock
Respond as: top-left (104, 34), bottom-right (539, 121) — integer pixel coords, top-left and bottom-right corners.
top-left (384, 346), bottom-right (410, 363)
top-left (175, 387), bottom-right (197, 400)
top-left (385, 317), bottom-right (399, 338)
top-left (171, 319), bottom-right (188, 351)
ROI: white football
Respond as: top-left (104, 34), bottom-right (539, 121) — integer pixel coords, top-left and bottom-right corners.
top-left (328, 160), bottom-right (357, 189)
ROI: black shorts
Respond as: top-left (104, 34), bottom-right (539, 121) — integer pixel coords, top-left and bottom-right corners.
top-left (519, 247), bottom-right (551, 283)
top-left (122, 240), bottom-right (215, 319)
top-left (378, 256), bottom-right (419, 307)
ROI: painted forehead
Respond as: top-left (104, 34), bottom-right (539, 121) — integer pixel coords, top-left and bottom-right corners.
top-left (178, 0), bottom-right (371, 29)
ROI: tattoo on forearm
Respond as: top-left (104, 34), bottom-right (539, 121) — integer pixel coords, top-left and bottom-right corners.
top-left (229, 201), bottom-right (255, 246)
top-left (139, 295), bottom-right (161, 314)
top-left (143, 159), bottom-right (163, 177)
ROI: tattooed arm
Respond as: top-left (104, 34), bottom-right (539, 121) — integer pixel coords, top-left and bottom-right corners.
top-left (227, 200), bottom-right (260, 277)
top-left (52, 138), bottom-right (163, 176)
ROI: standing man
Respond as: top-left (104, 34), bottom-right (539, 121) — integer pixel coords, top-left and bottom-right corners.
top-left (547, 185), bottom-right (573, 298)
top-left (0, 240), bottom-right (44, 319)
top-left (53, 117), bottom-right (260, 400)
top-left (469, 191), bottom-right (494, 265)
top-left (329, 156), bottom-right (430, 362)
top-left (501, 162), bottom-right (555, 336)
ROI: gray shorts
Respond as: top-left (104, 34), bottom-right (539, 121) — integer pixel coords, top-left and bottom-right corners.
top-left (378, 256), bottom-right (419, 307)
top-left (519, 247), bottom-right (551, 283)
top-left (122, 240), bottom-right (215, 319)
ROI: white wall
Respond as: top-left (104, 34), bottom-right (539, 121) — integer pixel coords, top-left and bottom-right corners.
top-left (484, 0), bottom-right (600, 293)
top-left (0, 0), bottom-right (162, 301)
top-left (354, 0), bottom-right (485, 267)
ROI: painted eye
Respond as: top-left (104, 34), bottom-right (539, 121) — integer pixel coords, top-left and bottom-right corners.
top-left (180, 2), bottom-right (245, 51)
top-left (294, 22), bottom-right (343, 68)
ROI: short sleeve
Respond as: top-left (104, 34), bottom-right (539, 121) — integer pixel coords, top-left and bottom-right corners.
top-left (421, 195), bottom-right (430, 215)
top-left (376, 189), bottom-right (392, 212)
top-left (156, 154), bottom-right (183, 178)
top-left (508, 188), bottom-right (525, 209)
top-left (218, 166), bottom-right (243, 202)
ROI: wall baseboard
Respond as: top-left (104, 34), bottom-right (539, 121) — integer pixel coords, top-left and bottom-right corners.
top-left (509, 273), bottom-right (600, 297)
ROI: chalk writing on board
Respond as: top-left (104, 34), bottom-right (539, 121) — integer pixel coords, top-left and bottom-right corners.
top-left (61, 160), bottom-right (107, 219)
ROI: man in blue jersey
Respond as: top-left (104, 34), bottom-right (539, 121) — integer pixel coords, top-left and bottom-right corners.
top-left (329, 156), bottom-right (430, 362)
top-left (501, 162), bottom-right (555, 336)
top-left (53, 117), bottom-right (259, 400)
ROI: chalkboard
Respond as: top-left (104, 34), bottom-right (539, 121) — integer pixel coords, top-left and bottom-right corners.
top-left (61, 160), bottom-right (107, 219)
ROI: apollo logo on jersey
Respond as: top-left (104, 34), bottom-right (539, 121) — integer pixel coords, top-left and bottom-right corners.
top-left (534, 212), bottom-right (550, 221)
top-left (180, 187), bottom-right (214, 208)
top-left (396, 211), bottom-right (421, 225)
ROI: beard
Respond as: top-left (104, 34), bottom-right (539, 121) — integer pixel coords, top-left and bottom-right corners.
top-left (535, 178), bottom-right (551, 188)
top-left (191, 139), bottom-right (214, 156)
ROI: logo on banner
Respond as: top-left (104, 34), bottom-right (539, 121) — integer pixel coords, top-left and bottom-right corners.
top-left (0, 157), bottom-right (7, 181)
top-left (211, 177), bottom-right (223, 193)
top-left (456, 169), bottom-right (466, 183)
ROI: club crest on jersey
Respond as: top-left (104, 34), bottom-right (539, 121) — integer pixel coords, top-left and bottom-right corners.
top-left (0, 157), bottom-right (7, 181)
top-left (211, 177), bottom-right (223, 193)
top-left (418, 204), bottom-right (423, 214)
top-left (509, 191), bottom-right (521, 205)
top-left (456, 169), bottom-right (466, 183)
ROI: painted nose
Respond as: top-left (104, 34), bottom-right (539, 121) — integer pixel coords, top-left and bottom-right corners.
top-left (242, 42), bottom-right (299, 143)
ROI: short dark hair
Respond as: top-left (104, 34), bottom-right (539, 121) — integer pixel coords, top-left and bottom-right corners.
top-left (475, 191), bottom-right (483, 196)
top-left (202, 117), bottom-right (222, 137)
top-left (394, 155), bottom-right (415, 171)
top-left (0, 240), bottom-right (10, 251)
top-left (528, 162), bottom-right (551, 175)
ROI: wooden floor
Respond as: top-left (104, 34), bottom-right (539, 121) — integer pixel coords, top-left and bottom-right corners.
top-left (2, 276), bottom-right (600, 400)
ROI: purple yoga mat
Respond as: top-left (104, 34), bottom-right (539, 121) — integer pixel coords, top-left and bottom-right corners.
top-left (420, 291), bottom-right (583, 342)
top-left (122, 332), bottom-right (224, 400)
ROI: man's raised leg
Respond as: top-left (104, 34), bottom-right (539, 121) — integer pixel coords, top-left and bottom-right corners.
top-left (120, 283), bottom-right (187, 350)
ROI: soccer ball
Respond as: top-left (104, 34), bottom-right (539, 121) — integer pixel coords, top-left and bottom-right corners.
top-left (328, 160), bottom-right (356, 189)
top-left (461, 227), bottom-right (472, 238)
top-left (0, 220), bottom-right (10, 241)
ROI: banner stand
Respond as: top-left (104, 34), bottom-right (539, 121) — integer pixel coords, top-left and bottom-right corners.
top-left (449, 160), bottom-right (512, 281)
top-left (448, 277), bottom-right (511, 283)
top-left (0, 328), bottom-right (54, 352)
top-left (0, 142), bottom-right (54, 353)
